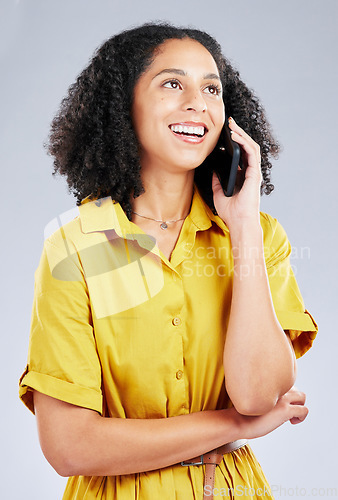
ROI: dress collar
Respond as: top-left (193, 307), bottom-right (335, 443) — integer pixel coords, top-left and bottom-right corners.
top-left (79, 184), bottom-right (228, 237)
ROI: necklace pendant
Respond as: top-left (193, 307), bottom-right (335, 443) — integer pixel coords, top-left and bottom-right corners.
top-left (160, 222), bottom-right (168, 230)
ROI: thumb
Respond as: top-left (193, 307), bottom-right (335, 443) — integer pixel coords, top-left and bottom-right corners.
top-left (212, 172), bottom-right (223, 195)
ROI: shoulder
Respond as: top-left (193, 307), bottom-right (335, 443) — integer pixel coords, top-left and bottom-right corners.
top-left (259, 212), bottom-right (291, 266)
top-left (35, 217), bottom-right (85, 287)
top-left (45, 216), bottom-right (82, 248)
top-left (38, 211), bottom-right (99, 286)
top-left (44, 200), bottom-right (109, 252)
top-left (260, 211), bottom-right (288, 243)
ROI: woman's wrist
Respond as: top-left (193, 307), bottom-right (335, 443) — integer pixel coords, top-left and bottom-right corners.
top-left (227, 218), bottom-right (263, 246)
top-left (216, 407), bottom-right (245, 443)
top-left (228, 221), bottom-right (264, 270)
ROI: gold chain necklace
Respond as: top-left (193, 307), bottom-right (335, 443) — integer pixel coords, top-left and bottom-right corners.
top-left (131, 211), bottom-right (188, 230)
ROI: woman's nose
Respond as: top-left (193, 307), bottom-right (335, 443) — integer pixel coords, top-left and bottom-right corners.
top-left (182, 89), bottom-right (207, 113)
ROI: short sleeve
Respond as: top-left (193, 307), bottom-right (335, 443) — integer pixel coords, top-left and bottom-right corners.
top-left (261, 213), bottom-right (318, 359)
top-left (19, 233), bottom-right (103, 414)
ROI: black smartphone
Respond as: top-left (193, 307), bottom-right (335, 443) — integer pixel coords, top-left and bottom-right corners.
top-left (213, 115), bottom-right (241, 197)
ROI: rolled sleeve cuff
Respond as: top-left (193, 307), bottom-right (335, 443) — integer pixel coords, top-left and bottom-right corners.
top-left (275, 309), bottom-right (318, 359)
top-left (19, 369), bottom-right (103, 415)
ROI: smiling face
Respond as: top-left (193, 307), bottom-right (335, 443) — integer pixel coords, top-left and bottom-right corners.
top-left (131, 38), bottom-right (225, 176)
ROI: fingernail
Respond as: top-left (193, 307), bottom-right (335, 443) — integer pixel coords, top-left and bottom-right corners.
top-left (228, 116), bottom-right (233, 123)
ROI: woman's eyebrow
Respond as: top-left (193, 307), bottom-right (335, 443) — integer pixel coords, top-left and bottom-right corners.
top-left (153, 68), bottom-right (220, 81)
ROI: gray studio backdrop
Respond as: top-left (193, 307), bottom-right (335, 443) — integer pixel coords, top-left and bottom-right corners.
top-left (2, 0), bottom-right (337, 499)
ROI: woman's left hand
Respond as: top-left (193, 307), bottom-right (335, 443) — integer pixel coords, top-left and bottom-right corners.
top-left (211, 117), bottom-right (262, 230)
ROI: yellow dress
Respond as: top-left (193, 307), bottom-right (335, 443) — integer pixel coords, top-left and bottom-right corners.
top-left (19, 185), bottom-right (317, 499)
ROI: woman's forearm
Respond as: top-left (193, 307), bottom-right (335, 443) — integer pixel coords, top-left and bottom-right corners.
top-left (223, 220), bottom-right (296, 415)
top-left (34, 391), bottom-right (241, 477)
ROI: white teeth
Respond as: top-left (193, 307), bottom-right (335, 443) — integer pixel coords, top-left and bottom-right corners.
top-left (170, 124), bottom-right (205, 136)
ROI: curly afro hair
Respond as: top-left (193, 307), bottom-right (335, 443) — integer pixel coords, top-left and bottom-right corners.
top-left (47, 22), bottom-right (280, 220)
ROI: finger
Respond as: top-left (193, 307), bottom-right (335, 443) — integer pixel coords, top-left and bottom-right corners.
top-left (229, 117), bottom-right (260, 153)
top-left (230, 133), bottom-right (262, 183)
top-left (231, 137), bottom-right (260, 172)
top-left (287, 389), bottom-right (306, 406)
top-left (230, 130), bottom-right (257, 152)
top-left (230, 130), bottom-right (260, 161)
top-left (289, 413), bottom-right (309, 425)
top-left (229, 118), bottom-right (261, 165)
top-left (290, 417), bottom-right (302, 425)
top-left (289, 404), bottom-right (309, 424)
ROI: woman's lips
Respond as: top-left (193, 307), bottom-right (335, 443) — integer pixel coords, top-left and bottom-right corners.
top-left (170, 132), bottom-right (206, 144)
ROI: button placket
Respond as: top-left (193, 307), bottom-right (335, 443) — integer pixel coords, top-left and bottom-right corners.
top-left (166, 268), bottom-right (186, 412)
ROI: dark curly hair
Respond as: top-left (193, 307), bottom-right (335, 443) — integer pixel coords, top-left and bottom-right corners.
top-left (47, 22), bottom-right (280, 219)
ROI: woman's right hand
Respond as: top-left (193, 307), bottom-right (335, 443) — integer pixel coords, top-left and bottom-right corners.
top-left (233, 387), bottom-right (309, 440)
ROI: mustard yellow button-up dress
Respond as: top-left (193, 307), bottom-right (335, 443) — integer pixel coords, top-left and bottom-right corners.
top-left (19, 186), bottom-right (317, 499)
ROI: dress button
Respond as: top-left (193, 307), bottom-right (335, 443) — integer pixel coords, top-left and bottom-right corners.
top-left (176, 370), bottom-right (183, 379)
top-left (172, 317), bottom-right (181, 326)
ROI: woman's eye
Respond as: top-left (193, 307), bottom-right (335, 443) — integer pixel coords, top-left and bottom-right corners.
top-left (204, 84), bottom-right (221, 96)
top-left (163, 80), bottom-right (181, 90)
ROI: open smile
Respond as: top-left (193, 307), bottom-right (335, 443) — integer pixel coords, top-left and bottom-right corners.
top-left (169, 122), bottom-right (208, 144)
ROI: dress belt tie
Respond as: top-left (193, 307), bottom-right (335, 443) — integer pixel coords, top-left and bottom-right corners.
top-left (181, 439), bottom-right (248, 500)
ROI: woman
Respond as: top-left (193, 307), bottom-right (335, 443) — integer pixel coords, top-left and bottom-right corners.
top-left (19, 22), bottom-right (318, 499)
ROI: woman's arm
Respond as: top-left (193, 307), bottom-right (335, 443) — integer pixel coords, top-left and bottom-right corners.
top-left (34, 390), bottom-right (239, 477)
top-left (212, 118), bottom-right (296, 415)
top-left (34, 387), bottom-right (307, 477)
top-left (224, 221), bottom-right (296, 415)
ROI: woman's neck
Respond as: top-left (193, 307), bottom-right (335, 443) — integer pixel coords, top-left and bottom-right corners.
top-left (131, 169), bottom-right (195, 222)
